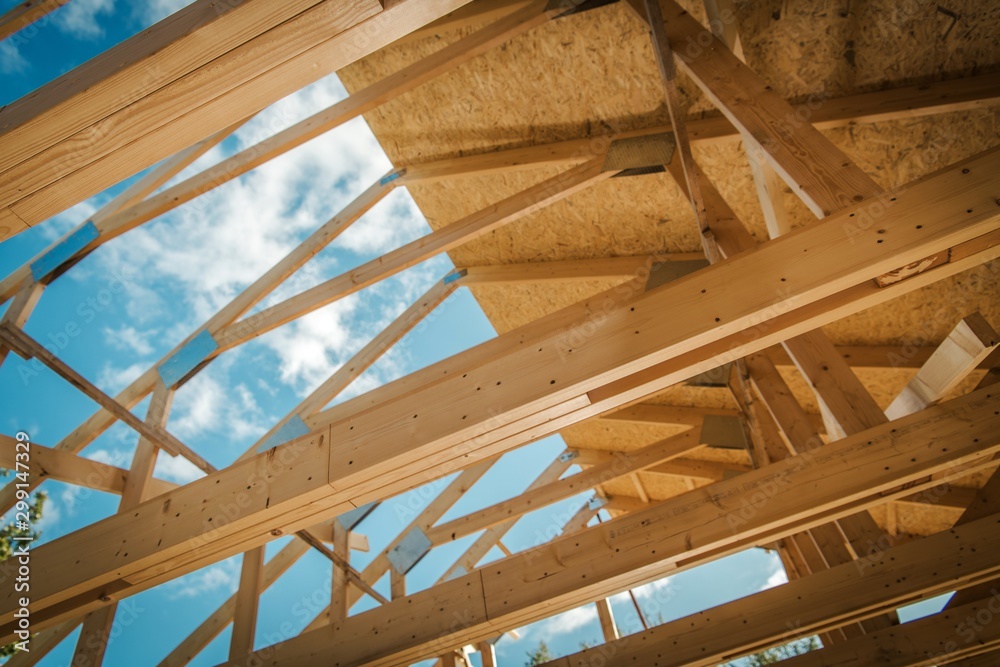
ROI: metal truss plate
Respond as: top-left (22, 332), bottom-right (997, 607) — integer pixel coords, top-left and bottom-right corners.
top-left (388, 527), bottom-right (432, 574)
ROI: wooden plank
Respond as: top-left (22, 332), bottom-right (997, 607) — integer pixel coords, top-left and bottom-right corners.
top-left (657, 0), bottom-right (883, 217)
top-left (595, 599), bottom-right (619, 642)
top-left (72, 379), bottom-right (175, 666)
top-left (229, 548), bottom-right (264, 660)
top-left (4, 149), bottom-right (998, 634)
top-left (598, 404), bottom-right (737, 427)
top-left (702, 0), bottom-right (791, 238)
top-left (537, 516), bottom-right (1000, 667)
top-left (642, 0), bottom-right (711, 256)
top-left (0, 0), bottom-right (548, 236)
top-left (213, 159), bottom-right (613, 348)
top-left (249, 279), bottom-right (457, 453)
top-left (394, 73), bottom-right (1000, 185)
top-left (330, 524), bottom-right (350, 622)
top-left (750, 595), bottom-right (1000, 667)
top-left (454, 254), bottom-right (703, 285)
top-left (120, 383), bottom-right (174, 508)
top-left (0, 435), bottom-right (174, 497)
top-left (1, 0), bottom-right (384, 215)
top-left (886, 312), bottom-right (999, 419)
top-left (230, 391), bottom-right (1000, 665)
top-left (477, 642), bottom-right (498, 667)
top-left (0, 0), bottom-right (69, 42)
top-left (782, 330), bottom-right (889, 436)
top-left (424, 430), bottom-right (700, 544)
top-left (0, 280), bottom-right (45, 367)
top-left (157, 539), bottom-right (312, 667)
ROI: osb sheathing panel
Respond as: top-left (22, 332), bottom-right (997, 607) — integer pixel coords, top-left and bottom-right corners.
top-left (337, 0), bottom-right (1000, 534)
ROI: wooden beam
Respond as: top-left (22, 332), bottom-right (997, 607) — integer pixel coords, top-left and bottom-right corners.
top-left (4, 148), bottom-right (997, 635)
top-left (72, 380), bottom-right (175, 666)
top-left (230, 390), bottom-right (1000, 665)
top-left (157, 539), bottom-right (313, 667)
top-left (537, 515), bottom-right (1000, 667)
top-left (423, 430), bottom-right (701, 544)
top-left (453, 254), bottom-right (704, 286)
top-left (0, 0), bottom-right (550, 248)
top-left (642, 0), bottom-right (712, 257)
top-left (598, 404), bottom-right (738, 427)
top-left (213, 159), bottom-right (614, 349)
top-left (595, 599), bottom-right (619, 642)
top-left (249, 278), bottom-right (458, 451)
top-left (580, 452), bottom-right (750, 481)
top-left (229, 548), bottom-right (264, 660)
top-left (0, 435), bottom-right (175, 497)
top-left (392, 71), bottom-right (1000, 186)
top-left (759, 593), bottom-right (1000, 667)
top-left (886, 312), bottom-right (999, 419)
top-left (658, 0), bottom-right (884, 217)
top-left (0, 0), bottom-right (495, 230)
top-left (330, 524), bottom-right (350, 622)
top-left (0, 280), bottom-right (43, 367)
top-left (0, 0), bottom-right (68, 42)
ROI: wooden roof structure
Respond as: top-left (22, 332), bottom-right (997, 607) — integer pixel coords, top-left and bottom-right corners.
top-left (0, 0), bottom-right (998, 664)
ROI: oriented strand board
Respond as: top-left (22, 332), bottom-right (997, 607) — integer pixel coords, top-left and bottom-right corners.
top-left (335, 0), bottom-right (1000, 535)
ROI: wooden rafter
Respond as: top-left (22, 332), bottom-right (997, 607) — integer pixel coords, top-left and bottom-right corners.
top-left (5, 145), bottom-right (994, 638)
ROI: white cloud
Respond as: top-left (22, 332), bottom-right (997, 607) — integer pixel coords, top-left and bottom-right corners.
top-left (0, 41), bottom-right (28, 74)
top-left (169, 370), bottom-right (267, 443)
top-left (97, 361), bottom-right (148, 395)
top-left (761, 567), bottom-right (789, 591)
top-left (163, 558), bottom-right (239, 599)
top-left (336, 188), bottom-right (428, 256)
top-left (153, 452), bottom-right (205, 485)
top-left (104, 325), bottom-right (155, 356)
top-left (522, 604), bottom-right (597, 638)
top-left (84, 447), bottom-right (132, 468)
top-left (53, 0), bottom-right (115, 39)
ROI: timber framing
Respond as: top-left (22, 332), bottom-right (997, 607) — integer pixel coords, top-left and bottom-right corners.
top-left (0, 0), bottom-right (998, 665)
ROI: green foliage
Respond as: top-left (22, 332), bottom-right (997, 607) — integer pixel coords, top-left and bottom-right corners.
top-left (731, 636), bottom-right (820, 666)
top-left (0, 490), bottom-right (47, 658)
top-left (525, 640), bottom-right (554, 666)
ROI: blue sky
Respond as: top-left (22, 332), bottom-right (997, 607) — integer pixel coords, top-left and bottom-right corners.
top-left (0, 1), bottom-right (951, 665)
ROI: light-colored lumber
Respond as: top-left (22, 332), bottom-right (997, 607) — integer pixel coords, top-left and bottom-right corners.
top-left (0, 0), bottom-right (68, 42)
top-left (886, 312), bottom-right (999, 419)
top-left (763, 592), bottom-right (1000, 667)
top-left (394, 73), bottom-right (1000, 186)
top-left (423, 430), bottom-right (700, 544)
top-left (72, 379), bottom-right (175, 666)
top-left (595, 599), bottom-right (619, 642)
top-left (0, 280), bottom-right (43, 367)
top-left (156, 539), bottom-right (312, 667)
top-left (598, 404), bottom-right (738, 427)
top-left (330, 524), bottom-right (349, 622)
top-left (658, 0), bottom-right (884, 217)
top-left (228, 389), bottom-right (1000, 665)
top-left (229, 548), bottom-right (265, 660)
top-left (3, 147), bottom-right (996, 636)
top-left (0, 435), bottom-right (175, 497)
top-left (0, 0), bottom-right (491, 229)
top-left (537, 514), bottom-right (1000, 667)
top-left (642, 0), bottom-right (711, 257)
top-left (0, 0), bottom-right (551, 247)
top-left (453, 254), bottom-right (703, 285)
